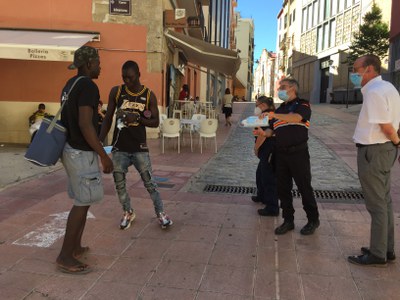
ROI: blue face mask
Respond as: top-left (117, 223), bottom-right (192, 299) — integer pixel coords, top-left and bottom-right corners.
top-left (278, 90), bottom-right (289, 101)
top-left (349, 68), bottom-right (367, 88)
top-left (349, 73), bottom-right (362, 88)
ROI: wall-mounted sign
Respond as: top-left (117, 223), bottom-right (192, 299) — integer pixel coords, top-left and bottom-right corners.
top-left (110, 0), bottom-right (131, 16)
top-left (175, 9), bottom-right (186, 20)
top-left (164, 9), bottom-right (187, 28)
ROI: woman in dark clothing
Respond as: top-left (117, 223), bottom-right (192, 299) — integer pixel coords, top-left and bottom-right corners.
top-left (252, 96), bottom-right (279, 216)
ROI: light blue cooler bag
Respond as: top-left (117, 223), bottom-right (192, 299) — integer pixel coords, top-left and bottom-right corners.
top-left (24, 76), bottom-right (84, 167)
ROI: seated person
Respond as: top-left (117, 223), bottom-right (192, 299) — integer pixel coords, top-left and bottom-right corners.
top-left (28, 103), bottom-right (51, 141)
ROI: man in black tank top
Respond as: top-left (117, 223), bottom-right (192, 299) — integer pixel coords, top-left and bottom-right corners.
top-left (100, 60), bottom-right (172, 230)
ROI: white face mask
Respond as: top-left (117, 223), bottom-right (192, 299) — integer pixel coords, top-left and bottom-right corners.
top-left (254, 106), bottom-right (262, 116)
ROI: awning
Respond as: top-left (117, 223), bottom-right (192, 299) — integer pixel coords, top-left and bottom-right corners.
top-left (164, 29), bottom-right (241, 76)
top-left (0, 29), bottom-right (99, 62)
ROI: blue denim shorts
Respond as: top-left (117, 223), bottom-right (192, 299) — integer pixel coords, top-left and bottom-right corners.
top-left (62, 143), bottom-right (104, 206)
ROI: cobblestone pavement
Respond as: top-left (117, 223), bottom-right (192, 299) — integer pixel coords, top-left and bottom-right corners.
top-left (187, 103), bottom-right (361, 194)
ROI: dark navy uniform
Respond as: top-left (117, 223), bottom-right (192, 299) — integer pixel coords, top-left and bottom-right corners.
top-left (272, 97), bottom-right (319, 223)
top-left (256, 120), bottom-right (278, 214)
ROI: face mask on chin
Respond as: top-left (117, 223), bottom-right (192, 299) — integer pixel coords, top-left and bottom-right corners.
top-left (278, 90), bottom-right (290, 101)
top-left (254, 106), bottom-right (262, 116)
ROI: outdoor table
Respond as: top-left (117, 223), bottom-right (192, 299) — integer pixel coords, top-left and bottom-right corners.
top-left (180, 118), bottom-right (201, 152)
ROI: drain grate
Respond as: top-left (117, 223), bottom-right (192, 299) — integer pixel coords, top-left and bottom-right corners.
top-left (203, 184), bottom-right (364, 202)
top-left (291, 189), bottom-right (364, 201)
top-left (204, 185), bottom-right (257, 194)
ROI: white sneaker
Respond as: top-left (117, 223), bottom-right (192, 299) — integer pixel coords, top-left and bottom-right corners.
top-left (158, 212), bottom-right (173, 229)
top-left (119, 210), bottom-right (136, 230)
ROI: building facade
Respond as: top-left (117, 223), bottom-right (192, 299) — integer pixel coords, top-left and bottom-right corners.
top-left (0, 0), bottom-right (175, 143)
top-left (389, 0), bottom-right (400, 91)
top-left (276, 0), bottom-right (302, 84)
top-left (253, 49), bottom-right (276, 99)
top-left (277, 0), bottom-right (391, 103)
top-left (234, 15), bottom-right (255, 101)
top-left (0, 0), bottom-right (240, 144)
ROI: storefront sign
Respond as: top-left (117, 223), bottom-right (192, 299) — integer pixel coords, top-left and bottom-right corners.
top-left (164, 9), bottom-right (187, 28)
top-left (0, 46), bottom-right (74, 61)
top-left (110, 0), bottom-right (131, 16)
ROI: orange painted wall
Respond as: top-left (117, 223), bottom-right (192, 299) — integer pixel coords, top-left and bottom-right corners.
top-left (0, 0), bottom-right (163, 105)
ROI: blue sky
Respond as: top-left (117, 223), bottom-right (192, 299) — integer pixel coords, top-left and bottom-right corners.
top-left (236, 0), bottom-right (283, 61)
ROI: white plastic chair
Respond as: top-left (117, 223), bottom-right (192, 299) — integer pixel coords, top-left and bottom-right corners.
top-left (160, 118), bottom-right (181, 153)
top-left (172, 109), bottom-right (182, 119)
top-left (172, 100), bottom-right (183, 119)
top-left (181, 114), bottom-right (206, 152)
top-left (160, 113), bottom-right (168, 122)
top-left (191, 114), bottom-right (207, 132)
top-left (159, 113), bottom-right (168, 137)
top-left (183, 101), bottom-right (195, 119)
top-left (198, 119), bottom-right (218, 153)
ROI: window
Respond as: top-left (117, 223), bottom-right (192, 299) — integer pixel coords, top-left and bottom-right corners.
top-left (324, 0), bottom-right (330, 20)
top-left (302, 8), bottom-right (307, 32)
top-left (331, 0), bottom-right (337, 16)
top-left (323, 22), bottom-right (329, 50)
top-left (292, 9), bottom-right (296, 22)
top-left (345, 0), bottom-right (352, 9)
top-left (284, 13), bottom-right (287, 28)
top-left (313, 1), bottom-right (318, 26)
top-left (329, 19), bottom-right (336, 47)
top-left (289, 13), bottom-right (292, 26)
top-left (307, 4), bottom-right (312, 29)
top-left (338, 0), bottom-right (344, 12)
top-left (317, 26), bottom-right (323, 52)
top-left (319, 0), bottom-right (324, 23)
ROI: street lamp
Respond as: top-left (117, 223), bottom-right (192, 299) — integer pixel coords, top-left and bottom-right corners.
top-left (345, 65), bottom-right (353, 109)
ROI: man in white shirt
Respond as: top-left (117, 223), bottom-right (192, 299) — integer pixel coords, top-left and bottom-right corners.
top-left (348, 54), bottom-right (400, 267)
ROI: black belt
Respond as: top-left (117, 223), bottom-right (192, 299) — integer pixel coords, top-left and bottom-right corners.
top-left (355, 143), bottom-right (367, 148)
top-left (279, 142), bottom-right (307, 153)
top-left (356, 142), bottom-right (392, 148)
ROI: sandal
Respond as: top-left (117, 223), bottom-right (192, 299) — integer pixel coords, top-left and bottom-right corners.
top-left (57, 263), bottom-right (92, 275)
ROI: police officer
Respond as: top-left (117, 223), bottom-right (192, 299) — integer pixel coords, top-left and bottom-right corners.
top-left (254, 78), bottom-right (320, 235)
